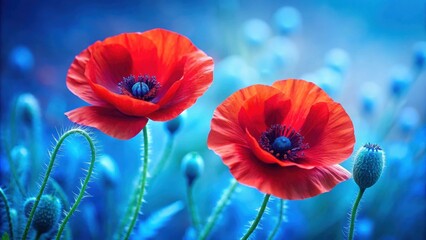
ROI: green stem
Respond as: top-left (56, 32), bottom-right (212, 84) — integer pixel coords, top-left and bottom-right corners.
top-left (241, 194), bottom-right (271, 240)
top-left (49, 179), bottom-right (72, 240)
top-left (187, 184), bottom-right (201, 234)
top-left (35, 232), bottom-right (42, 240)
top-left (123, 127), bottom-right (149, 240)
top-left (2, 139), bottom-right (26, 197)
top-left (21, 129), bottom-right (96, 240)
top-left (348, 188), bottom-right (366, 240)
top-left (151, 135), bottom-right (174, 180)
top-left (267, 199), bottom-right (285, 240)
top-left (0, 188), bottom-right (14, 240)
top-left (198, 178), bottom-right (239, 240)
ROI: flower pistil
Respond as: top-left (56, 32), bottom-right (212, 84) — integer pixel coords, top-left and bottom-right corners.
top-left (118, 74), bottom-right (160, 101)
top-left (258, 124), bottom-right (309, 162)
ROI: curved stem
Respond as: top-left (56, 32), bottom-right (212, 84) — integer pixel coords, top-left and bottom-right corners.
top-left (49, 179), bottom-right (72, 240)
top-left (55, 130), bottom-right (95, 239)
top-left (2, 138), bottom-right (26, 197)
top-left (348, 188), bottom-right (366, 240)
top-left (151, 135), bottom-right (174, 181)
top-left (21, 129), bottom-right (96, 240)
top-left (241, 194), bottom-right (271, 240)
top-left (0, 188), bottom-right (14, 240)
top-left (198, 178), bottom-right (239, 240)
top-left (35, 231), bottom-right (42, 240)
top-left (267, 199), bottom-right (285, 240)
top-left (123, 127), bottom-right (149, 240)
top-left (187, 184), bottom-right (201, 234)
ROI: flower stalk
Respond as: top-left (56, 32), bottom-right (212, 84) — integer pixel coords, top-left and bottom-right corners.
top-left (198, 179), bottom-right (238, 240)
top-left (348, 187), bottom-right (365, 240)
top-left (241, 194), bottom-right (271, 240)
top-left (22, 128), bottom-right (96, 240)
top-left (122, 127), bottom-right (150, 240)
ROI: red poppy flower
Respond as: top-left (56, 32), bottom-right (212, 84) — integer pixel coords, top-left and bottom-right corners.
top-left (66, 28), bottom-right (214, 139)
top-left (207, 79), bottom-right (355, 200)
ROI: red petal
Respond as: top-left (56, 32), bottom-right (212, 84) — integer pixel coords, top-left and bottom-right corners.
top-left (103, 33), bottom-right (158, 77)
top-left (244, 128), bottom-right (312, 169)
top-left (142, 29), bottom-right (198, 88)
top-left (272, 79), bottom-right (334, 130)
top-left (302, 102), bottom-right (355, 166)
top-left (65, 106), bottom-right (148, 139)
top-left (66, 45), bottom-right (111, 107)
top-left (300, 102), bottom-right (330, 147)
top-left (208, 84), bottom-right (280, 151)
top-left (238, 93), bottom-right (290, 138)
top-left (221, 143), bottom-right (351, 199)
top-left (86, 81), bottom-right (160, 116)
top-left (148, 51), bottom-right (214, 121)
top-left (85, 43), bottom-right (133, 91)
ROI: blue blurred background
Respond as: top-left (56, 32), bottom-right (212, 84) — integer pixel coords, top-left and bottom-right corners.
top-left (1, 0), bottom-right (425, 239)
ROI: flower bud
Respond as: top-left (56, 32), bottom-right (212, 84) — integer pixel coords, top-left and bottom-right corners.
top-left (32, 195), bottom-right (62, 234)
top-left (181, 152), bottom-right (204, 186)
top-left (274, 6), bottom-right (302, 35)
top-left (413, 41), bottom-right (426, 70)
top-left (15, 93), bottom-right (41, 127)
top-left (23, 197), bottom-right (36, 218)
top-left (353, 143), bottom-right (385, 189)
top-left (165, 114), bottom-right (183, 135)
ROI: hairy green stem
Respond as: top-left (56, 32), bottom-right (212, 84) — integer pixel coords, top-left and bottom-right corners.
top-left (2, 139), bottom-right (26, 197)
top-left (241, 194), bottom-right (271, 240)
top-left (123, 127), bottom-right (149, 240)
top-left (187, 184), bottom-right (201, 234)
top-left (35, 232), bottom-right (42, 240)
top-left (49, 179), bottom-right (72, 240)
top-left (198, 179), bottom-right (238, 240)
top-left (267, 199), bottom-right (285, 240)
top-left (22, 129), bottom-right (96, 240)
top-left (0, 188), bottom-right (14, 240)
top-left (348, 188), bottom-right (365, 240)
top-left (151, 135), bottom-right (174, 180)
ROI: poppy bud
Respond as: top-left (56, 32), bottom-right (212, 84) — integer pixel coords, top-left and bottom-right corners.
top-left (353, 143), bottom-right (385, 189)
top-left (15, 93), bottom-right (41, 127)
top-left (165, 114), bottom-right (184, 135)
top-left (324, 48), bottom-right (350, 74)
top-left (23, 197), bottom-right (36, 218)
top-left (32, 195), bottom-right (62, 234)
top-left (413, 41), bottom-right (426, 70)
top-left (242, 19), bottom-right (271, 47)
top-left (389, 66), bottom-right (412, 98)
top-left (181, 152), bottom-right (204, 186)
top-left (274, 6), bottom-right (301, 35)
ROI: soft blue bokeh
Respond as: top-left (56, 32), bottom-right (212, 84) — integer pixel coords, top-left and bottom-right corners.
top-left (1, 0), bottom-right (425, 239)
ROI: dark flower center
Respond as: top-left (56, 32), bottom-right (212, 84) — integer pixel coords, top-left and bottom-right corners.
top-left (258, 124), bottom-right (309, 162)
top-left (118, 74), bottom-right (160, 101)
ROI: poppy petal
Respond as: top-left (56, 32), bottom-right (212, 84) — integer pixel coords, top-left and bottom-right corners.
top-left (244, 128), bottom-right (313, 169)
top-left (65, 106), bottom-right (148, 140)
top-left (87, 81), bottom-right (160, 117)
top-left (66, 45), bottom-right (111, 107)
top-left (238, 93), bottom-right (290, 138)
top-left (302, 102), bottom-right (355, 166)
top-left (142, 29), bottom-right (198, 88)
top-left (148, 51), bottom-right (213, 121)
top-left (103, 33), bottom-right (158, 77)
top-left (222, 144), bottom-right (350, 200)
top-left (85, 43), bottom-right (133, 91)
top-left (208, 84), bottom-right (280, 150)
top-left (272, 79), bottom-right (333, 130)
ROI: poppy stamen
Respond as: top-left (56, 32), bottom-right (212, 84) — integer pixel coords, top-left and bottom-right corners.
top-left (259, 124), bottom-right (309, 162)
top-left (118, 74), bottom-right (160, 101)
